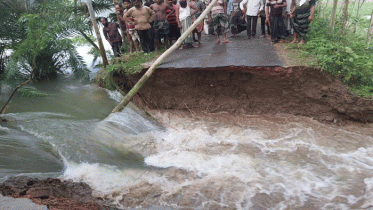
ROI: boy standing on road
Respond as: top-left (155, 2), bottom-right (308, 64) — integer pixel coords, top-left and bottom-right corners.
top-left (150, 0), bottom-right (175, 51)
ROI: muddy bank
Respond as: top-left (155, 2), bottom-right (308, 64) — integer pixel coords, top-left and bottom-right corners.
top-left (116, 66), bottom-right (373, 124)
top-left (0, 176), bottom-right (113, 210)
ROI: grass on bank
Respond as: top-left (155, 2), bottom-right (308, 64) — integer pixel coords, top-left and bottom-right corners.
top-left (286, 3), bottom-right (373, 98)
top-left (95, 46), bottom-right (164, 91)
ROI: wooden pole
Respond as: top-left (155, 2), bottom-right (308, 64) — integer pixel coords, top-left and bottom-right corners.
top-left (110, 0), bottom-right (218, 113)
top-left (87, 0), bottom-right (109, 67)
top-left (367, 10), bottom-right (373, 45)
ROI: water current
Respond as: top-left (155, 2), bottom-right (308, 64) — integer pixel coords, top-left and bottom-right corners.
top-left (1, 78), bottom-right (373, 209)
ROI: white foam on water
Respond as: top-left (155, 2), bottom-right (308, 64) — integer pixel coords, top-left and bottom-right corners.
top-left (0, 125), bottom-right (10, 131)
top-left (362, 177), bottom-right (373, 208)
top-left (19, 125), bottom-right (54, 141)
top-left (138, 118), bottom-right (373, 209)
top-left (62, 160), bottom-right (148, 195)
top-left (106, 90), bottom-right (123, 102)
top-left (47, 112), bottom-right (373, 209)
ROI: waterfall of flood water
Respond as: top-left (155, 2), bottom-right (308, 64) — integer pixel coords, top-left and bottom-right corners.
top-left (67, 109), bottom-right (373, 209)
top-left (1, 80), bottom-right (373, 209)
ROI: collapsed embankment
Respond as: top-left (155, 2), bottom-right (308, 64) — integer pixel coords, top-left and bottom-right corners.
top-left (0, 176), bottom-right (111, 210)
top-left (113, 66), bottom-right (373, 124)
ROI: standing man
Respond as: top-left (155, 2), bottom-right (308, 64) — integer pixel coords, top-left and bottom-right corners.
top-left (265, 0), bottom-right (287, 43)
top-left (290, 0), bottom-right (315, 44)
top-left (176, 0), bottom-right (199, 49)
top-left (259, 0), bottom-right (270, 38)
top-left (283, 0), bottom-right (293, 36)
top-left (240, 0), bottom-right (263, 39)
top-left (124, 0), bottom-right (156, 53)
top-left (190, 0), bottom-right (205, 46)
top-left (206, 0), bottom-right (232, 44)
top-left (150, 0), bottom-right (175, 51)
top-left (100, 17), bottom-right (123, 57)
top-left (166, 0), bottom-right (181, 46)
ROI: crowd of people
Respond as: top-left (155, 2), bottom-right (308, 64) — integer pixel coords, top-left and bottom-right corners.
top-left (101, 0), bottom-right (316, 56)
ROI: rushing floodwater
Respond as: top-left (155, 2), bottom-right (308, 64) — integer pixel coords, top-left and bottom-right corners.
top-left (1, 79), bottom-right (373, 209)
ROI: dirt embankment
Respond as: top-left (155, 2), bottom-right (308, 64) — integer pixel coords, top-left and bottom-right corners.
top-left (116, 66), bottom-right (373, 124)
top-left (0, 176), bottom-right (112, 210)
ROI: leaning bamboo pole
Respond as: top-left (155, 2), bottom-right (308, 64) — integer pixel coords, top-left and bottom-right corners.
top-left (111, 0), bottom-right (218, 113)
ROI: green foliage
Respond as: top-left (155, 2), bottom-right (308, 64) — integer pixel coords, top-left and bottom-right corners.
top-left (301, 9), bottom-right (373, 97)
top-left (109, 52), bottom-right (160, 74)
top-left (97, 51), bottom-right (163, 90)
top-left (1, 0), bottom-right (91, 81)
top-left (18, 86), bottom-right (47, 97)
top-left (71, 35), bottom-right (97, 46)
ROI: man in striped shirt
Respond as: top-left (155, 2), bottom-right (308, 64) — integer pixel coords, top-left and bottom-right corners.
top-left (166, 0), bottom-right (181, 46)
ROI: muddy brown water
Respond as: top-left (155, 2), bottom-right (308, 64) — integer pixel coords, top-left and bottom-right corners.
top-left (1, 67), bottom-right (373, 209)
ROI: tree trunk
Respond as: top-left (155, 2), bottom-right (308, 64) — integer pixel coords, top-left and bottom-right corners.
top-left (110, 0), bottom-right (219, 113)
top-left (353, 0), bottom-right (365, 34)
top-left (0, 57), bottom-right (36, 115)
top-left (341, 0), bottom-right (349, 31)
top-left (87, 0), bottom-right (109, 67)
top-left (330, 0), bottom-right (338, 29)
top-left (367, 10), bottom-right (373, 45)
top-left (79, 30), bottom-right (100, 51)
top-left (0, 79), bottom-right (32, 114)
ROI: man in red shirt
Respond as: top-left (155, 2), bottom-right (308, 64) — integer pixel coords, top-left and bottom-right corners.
top-left (166, 0), bottom-right (181, 46)
top-left (100, 17), bottom-right (123, 57)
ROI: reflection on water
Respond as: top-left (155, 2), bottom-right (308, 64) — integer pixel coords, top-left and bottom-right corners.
top-left (1, 80), bottom-right (373, 209)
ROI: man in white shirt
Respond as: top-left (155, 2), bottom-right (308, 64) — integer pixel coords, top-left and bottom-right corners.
top-left (240, 0), bottom-right (263, 39)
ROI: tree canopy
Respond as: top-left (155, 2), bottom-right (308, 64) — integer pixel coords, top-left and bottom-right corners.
top-left (0, 0), bottom-right (113, 81)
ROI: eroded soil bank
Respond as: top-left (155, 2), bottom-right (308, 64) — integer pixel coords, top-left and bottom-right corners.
top-left (117, 66), bottom-right (373, 124)
top-left (0, 176), bottom-right (112, 210)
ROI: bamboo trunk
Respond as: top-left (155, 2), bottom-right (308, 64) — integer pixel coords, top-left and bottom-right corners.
top-left (341, 0), bottom-right (349, 31)
top-left (330, 0), bottom-right (338, 29)
top-left (367, 10), bottom-right (373, 45)
top-left (87, 0), bottom-right (109, 67)
top-left (110, 0), bottom-right (218, 113)
top-left (353, 0), bottom-right (365, 34)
